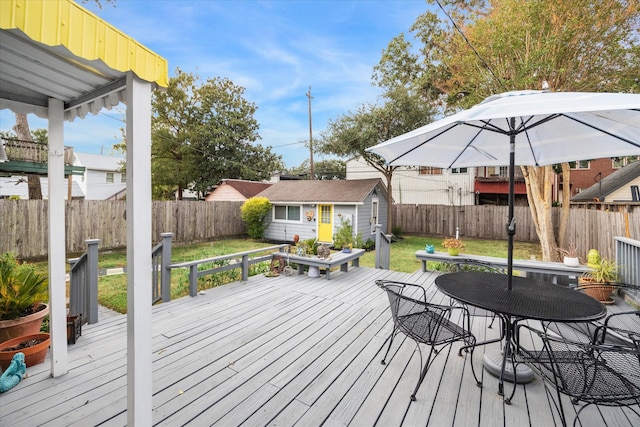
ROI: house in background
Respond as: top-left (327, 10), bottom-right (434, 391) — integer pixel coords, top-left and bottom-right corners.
top-left (346, 156), bottom-right (475, 205)
top-left (256, 178), bottom-right (388, 245)
top-left (474, 165), bottom-right (528, 206)
top-left (572, 160), bottom-right (640, 203)
top-left (72, 152), bottom-right (126, 200)
top-left (205, 179), bottom-right (272, 202)
top-left (0, 137), bottom-right (86, 199)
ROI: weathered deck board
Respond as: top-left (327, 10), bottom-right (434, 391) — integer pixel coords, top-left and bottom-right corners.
top-left (1, 267), bottom-right (638, 427)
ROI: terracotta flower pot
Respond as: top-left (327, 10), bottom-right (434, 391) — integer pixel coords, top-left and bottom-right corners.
top-left (578, 278), bottom-right (615, 305)
top-left (0, 303), bottom-right (49, 342)
top-left (0, 332), bottom-right (50, 371)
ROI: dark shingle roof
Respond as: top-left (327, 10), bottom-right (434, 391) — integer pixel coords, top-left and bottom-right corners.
top-left (572, 161), bottom-right (640, 201)
top-left (256, 179), bottom-right (385, 203)
top-left (222, 179), bottom-right (272, 199)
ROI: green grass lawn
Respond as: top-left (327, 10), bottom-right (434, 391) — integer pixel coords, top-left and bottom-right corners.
top-left (24, 234), bottom-right (542, 314)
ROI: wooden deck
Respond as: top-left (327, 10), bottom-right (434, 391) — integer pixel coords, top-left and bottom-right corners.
top-left (2, 267), bottom-right (638, 426)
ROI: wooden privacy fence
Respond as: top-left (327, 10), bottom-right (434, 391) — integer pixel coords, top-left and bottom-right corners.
top-left (0, 200), bottom-right (245, 259)
top-left (393, 204), bottom-right (640, 261)
top-left (2, 200), bottom-right (638, 261)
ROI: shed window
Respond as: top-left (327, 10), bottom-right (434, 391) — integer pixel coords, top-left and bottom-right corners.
top-left (274, 205), bottom-right (301, 222)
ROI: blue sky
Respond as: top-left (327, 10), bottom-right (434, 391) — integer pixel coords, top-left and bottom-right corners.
top-left (0, 0), bottom-right (430, 168)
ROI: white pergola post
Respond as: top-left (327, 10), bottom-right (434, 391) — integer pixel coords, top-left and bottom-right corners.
top-left (47, 97), bottom-right (68, 377)
top-left (125, 72), bottom-right (153, 425)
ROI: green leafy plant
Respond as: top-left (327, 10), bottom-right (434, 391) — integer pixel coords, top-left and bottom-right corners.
top-left (0, 253), bottom-right (48, 320)
top-left (581, 258), bottom-right (619, 284)
top-left (332, 217), bottom-right (363, 249)
top-left (240, 196), bottom-right (272, 240)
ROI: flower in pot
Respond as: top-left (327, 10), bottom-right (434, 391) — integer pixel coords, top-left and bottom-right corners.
top-left (578, 258), bottom-right (619, 304)
top-left (556, 241), bottom-right (580, 267)
top-left (442, 238), bottom-right (465, 256)
top-left (0, 253), bottom-right (49, 342)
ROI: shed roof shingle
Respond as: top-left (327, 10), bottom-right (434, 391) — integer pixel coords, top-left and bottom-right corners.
top-left (257, 179), bottom-right (384, 203)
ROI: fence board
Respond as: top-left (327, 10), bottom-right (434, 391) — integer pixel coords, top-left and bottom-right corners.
top-left (0, 200), bottom-right (245, 259)
top-left (2, 200), bottom-right (638, 261)
top-left (393, 204), bottom-right (639, 261)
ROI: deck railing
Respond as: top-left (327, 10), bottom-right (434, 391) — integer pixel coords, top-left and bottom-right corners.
top-left (615, 236), bottom-right (640, 302)
top-left (374, 224), bottom-right (392, 270)
top-left (168, 244), bottom-right (288, 297)
top-left (151, 233), bottom-right (173, 304)
top-left (1, 137), bottom-right (75, 164)
top-left (68, 239), bottom-right (100, 324)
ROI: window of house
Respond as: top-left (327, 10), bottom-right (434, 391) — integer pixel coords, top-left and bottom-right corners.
top-left (106, 172), bottom-right (114, 183)
top-left (451, 168), bottom-right (468, 174)
top-left (486, 166), bottom-right (508, 177)
top-left (273, 205), bottom-right (301, 222)
top-left (569, 160), bottom-right (590, 169)
top-left (612, 156), bottom-right (639, 168)
top-left (418, 166), bottom-right (442, 175)
top-left (120, 173), bottom-right (126, 183)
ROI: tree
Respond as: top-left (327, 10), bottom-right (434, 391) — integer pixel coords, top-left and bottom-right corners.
top-left (390, 0), bottom-right (639, 260)
top-left (10, 113), bottom-right (42, 200)
top-left (151, 69), bottom-right (283, 199)
top-left (287, 159), bottom-right (346, 180)
top-left (320, 76), bottom-right (437, 234)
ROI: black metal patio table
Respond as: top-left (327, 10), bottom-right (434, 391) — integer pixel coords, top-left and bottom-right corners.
top-left (435, 272), bottom-right (607, 400)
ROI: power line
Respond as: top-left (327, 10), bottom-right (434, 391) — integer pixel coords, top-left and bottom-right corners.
top-left (434, 0), bottom-right (508, 92)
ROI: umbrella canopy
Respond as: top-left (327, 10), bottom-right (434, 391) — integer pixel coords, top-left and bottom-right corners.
top-left (368, 90), bottom-right (640, 289)
top-left (370, 90), bottom-right (640, 168)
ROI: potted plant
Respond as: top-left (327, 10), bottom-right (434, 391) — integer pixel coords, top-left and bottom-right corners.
top-left (578, 258), bottom-right (619, 304)
top-left (556, 241), bottom-right (580, 267)
top-left (442, 238), bottom-right (465, 256)
top-left (0, 253), bottom-right (49, 342)
top-left (0, 332), bottom-right (50, 371)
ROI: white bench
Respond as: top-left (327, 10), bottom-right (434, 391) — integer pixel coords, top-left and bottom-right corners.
top-left (283, 248), bottom-right (365, 280)
top-left (415, 250), bottom-right (592, 285)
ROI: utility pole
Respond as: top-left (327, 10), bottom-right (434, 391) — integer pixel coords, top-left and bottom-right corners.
top-left (306, 86), bottom-right (315, 180)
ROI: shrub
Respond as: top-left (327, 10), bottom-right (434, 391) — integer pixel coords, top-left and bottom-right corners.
top-left (332, 217), bottom-right (363, 249)
top-left (392, 226), bottom-right (403, 237)
top-left (240, 197), bottom-right (272, 240)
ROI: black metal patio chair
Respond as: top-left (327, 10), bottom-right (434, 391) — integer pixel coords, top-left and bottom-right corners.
top-left (376, 279), bottom-right (481, 401)
top-left (593, 310), bottom-right (640, 347)
top-left (516, 323), bottom-right (640, 427)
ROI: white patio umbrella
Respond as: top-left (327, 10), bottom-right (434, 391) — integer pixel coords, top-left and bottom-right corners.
top-left (367, 90), bottom-right (640, 290)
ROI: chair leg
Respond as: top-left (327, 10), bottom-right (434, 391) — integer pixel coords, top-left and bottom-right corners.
top-left (381, 329), bottom-right (398, 365)
top-left (411, 344), bottom-right (436, 401)
top-left (488, 313), bottom-right (497, 328)
top-left (465, 336), bottom-right (482, 387)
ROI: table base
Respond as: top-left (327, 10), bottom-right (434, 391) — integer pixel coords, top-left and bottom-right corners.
top-left (483, 349), bottom-right (534, 384)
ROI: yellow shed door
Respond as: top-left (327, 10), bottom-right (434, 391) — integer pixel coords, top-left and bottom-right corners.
top-left (318, 205), bottom-right (333, 242)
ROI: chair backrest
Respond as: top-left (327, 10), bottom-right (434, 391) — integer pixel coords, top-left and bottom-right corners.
top-left (525, 325), bottom-right (640, 406)
top-left (375, 279), bottom-right (455, 343)
top-left (595, 310), bottom-right (640, 348)
top-left (449, 259), bottom-right (506, 274)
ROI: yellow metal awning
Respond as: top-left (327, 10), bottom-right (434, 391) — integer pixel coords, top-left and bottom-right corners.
top-left (0, 0), bottom-right (168, 120)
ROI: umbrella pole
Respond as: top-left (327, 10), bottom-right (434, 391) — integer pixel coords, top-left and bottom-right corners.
top-left (507, 119), bottom-right (516, 290)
